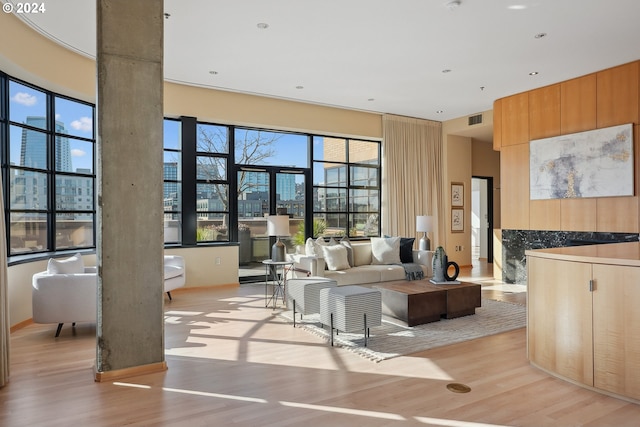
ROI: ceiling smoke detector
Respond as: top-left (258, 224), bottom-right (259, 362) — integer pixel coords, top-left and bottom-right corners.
top-left (446, 1), bottom-right (461, 10)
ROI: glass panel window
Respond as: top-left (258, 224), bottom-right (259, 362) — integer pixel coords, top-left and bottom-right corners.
top-left (55, 175), bottom-right (94, 211)
top-left (9, 81), bottom-right (47, 128)
top-left (164, 118), bottom-right (182, 244)
top-left (197, 183), bottom-right (229, 210)
top-left (9, 169), bottom-right (47, 210)
top-left (349, 139), bottom-right (380, 165)
top-left (164, 213), bottom-right (181, 243)
top-left (197, 213), bottom-right (229, 242)
top-left (350, 166), bottom-right (378, 187)
top-left (54, 97), bottom-right (94, 139)
top-left (164, 119), bottom-right (181, 150)
top-left (58, 137), bottom-right (93, 173)
top-left (349, 189), bottom-right (378, 212)
top-left (197, 123), bottom-right (228, 153)
top-left (350, 213), bottom-right (379, 237)
top-left (56, 213), bottom-right (94, 249)
top-left (235, 128), bottom-right (307, 167)
top-left (9, 212), bottom-right (47, 254)
top-left (197, 155), bottom-right (226, 181)
top-left (313, 162), bottom-right (346, 186)
top-left (10, 125), bottom-right (47, 169)
top-left (313, 136), bottom-right (346, 162)
top-left (316, 213), bottom-right (347, 237)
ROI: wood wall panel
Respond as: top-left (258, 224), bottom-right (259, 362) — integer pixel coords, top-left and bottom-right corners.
top-left (493, 98), bottom-right (502, 151)
top-left (501, 144), bottom-right (529, 230)
top-left (501, 92), bottom-right (529, 146)
top-left (597, 61), bottom-right (639, 128)
top-left (561, 198), bottom-right (597, 231)
top-left (561, 74), bottom-right (597, 134)
top-left (498, 60), bottom-right (640, 233)
top-left (530, 200), bottom-right (561, 230)
top-left (529, 84), bottom-right (561, 141)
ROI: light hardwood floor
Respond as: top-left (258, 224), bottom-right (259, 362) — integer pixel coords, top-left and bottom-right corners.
top-left (2, 262), bottom-right (640, 426)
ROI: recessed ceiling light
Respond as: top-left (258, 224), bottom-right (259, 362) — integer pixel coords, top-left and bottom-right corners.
top-left (257, 23), bottom-right (269, 29)
top-left (209, 71), bottom-right (218, 75)
top-left (534, 33), bottom-right (547, 39)
top-left (508, 4), bottom-right (527, 10)
top-left (529, 71), bottom-right (539, 76)
top-left (436, 110), bottom-right (444, 114)
top-left (442, 69), bottom-right (452, 73)
top-left (368, 98), bottom-right (375, 102)
top-left (295, 85), bottom-right (304, 89)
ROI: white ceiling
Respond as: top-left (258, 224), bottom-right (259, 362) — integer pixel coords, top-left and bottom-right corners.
top-left (7, 0), bottom-right (640, 142)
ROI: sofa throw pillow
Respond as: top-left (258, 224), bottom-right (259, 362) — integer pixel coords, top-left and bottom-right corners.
top-left (399, 237), bottom-right (415, 263)
top-left (47, 253), bottom-right (84, 274)
top-left (371, 237), bottom-right (401, 265)
top-left (321, 244), bottom-right (351, 271)
top-left (305, 237), bottom-right (317, 256)
top-left (340, 236), bottom-right (354, 267)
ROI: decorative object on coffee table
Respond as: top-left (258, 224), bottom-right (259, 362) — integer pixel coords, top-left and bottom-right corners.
top-left (431, 246), bottom-right (460, 284)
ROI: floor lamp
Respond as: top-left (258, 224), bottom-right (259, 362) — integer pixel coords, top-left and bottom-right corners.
top-left (416, 215), bottom-right (433, 251)
top-left (267, 215), bottom-right (290, 262)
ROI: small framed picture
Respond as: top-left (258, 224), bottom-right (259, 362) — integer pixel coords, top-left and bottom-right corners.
top-left (451, 182), bottom-right (464, 207)
top-left (451, 208), bottom-right (464, 232)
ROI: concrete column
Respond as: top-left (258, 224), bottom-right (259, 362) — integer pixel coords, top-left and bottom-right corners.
top-left (95, 0), bottom-right (165, 379)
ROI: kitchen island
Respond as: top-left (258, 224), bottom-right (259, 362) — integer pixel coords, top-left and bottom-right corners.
top-left (526, 241), bottom-right (640, 403)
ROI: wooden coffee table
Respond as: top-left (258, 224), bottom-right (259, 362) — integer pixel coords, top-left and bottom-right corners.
top-left (374, 282), bottom-right (446, 326)
top-left (426, 281), bottom-right (482, 318)
top-left (374, 280), bottom-right (481, 326)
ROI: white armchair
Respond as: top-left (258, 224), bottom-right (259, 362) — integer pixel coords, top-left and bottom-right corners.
top-left (163, 255), bottom-right (186, 300)
top-left (32, 254), bottom-right (97, 337)
top-left (32, 254), bottom-right (187, 337)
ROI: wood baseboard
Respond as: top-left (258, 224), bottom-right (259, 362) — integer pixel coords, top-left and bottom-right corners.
top-left (10, 318), bottom-right (33, 333)
top-left (94, 361), bottom-right (168, 382)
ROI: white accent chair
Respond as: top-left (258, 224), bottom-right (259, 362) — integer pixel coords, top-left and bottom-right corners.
top-left (32, 254), bottom-right (97, 337)
top-left (163, 255), bottom-right (186, 300)
top-left (32, 254), bottom-right (187, 337)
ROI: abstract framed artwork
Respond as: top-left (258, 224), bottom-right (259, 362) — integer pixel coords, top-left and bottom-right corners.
top-left (451, 208), bottom-right (464, 233)
top-left (530, 123), bottom-right (634, 200)
top-left (451, 182), bottom-right (464, 207)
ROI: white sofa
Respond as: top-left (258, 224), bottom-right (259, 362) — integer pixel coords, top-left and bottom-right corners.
top-left (32, 254), bottom-right (186, 336)
top-left (288, 238), bottom-right (433, 286)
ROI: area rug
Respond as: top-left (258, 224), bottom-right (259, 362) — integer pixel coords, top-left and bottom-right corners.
top-left (280, 299), bottom-right (526, 362)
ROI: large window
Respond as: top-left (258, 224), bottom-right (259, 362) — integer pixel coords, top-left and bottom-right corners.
top-left (1, 71), bottom-right (380, 259)
top-left (2, 75), bottom-right (95, 254)
top-left (313, 136), bottom-right (380, 237)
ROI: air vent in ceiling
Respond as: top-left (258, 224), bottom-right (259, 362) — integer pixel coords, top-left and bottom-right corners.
top-left (468, 114), bottom-right (483, 126)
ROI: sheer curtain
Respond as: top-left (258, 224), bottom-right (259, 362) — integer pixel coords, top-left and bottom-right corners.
top-left (0, 176), bottom-right (9, 387)
top-left (382, 114), bottom-right (445, 247)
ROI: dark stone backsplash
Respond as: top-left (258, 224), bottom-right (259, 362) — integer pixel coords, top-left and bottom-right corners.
top-left (502, 230), bottom-right (639, 284)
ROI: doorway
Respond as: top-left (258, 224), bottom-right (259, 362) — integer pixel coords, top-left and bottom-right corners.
top-left (471, 176), bottom-right (493, 263)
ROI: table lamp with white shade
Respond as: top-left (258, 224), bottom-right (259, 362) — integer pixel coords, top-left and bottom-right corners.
top-left (416, 215), bottom-right (433, 251)
top-left (267, 215), bottom-right (290, 262)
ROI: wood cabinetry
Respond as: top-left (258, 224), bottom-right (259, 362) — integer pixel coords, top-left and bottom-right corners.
top-left (527, 256), bottom-right (593, 385)
top-left (527, 243), bottom-right (640, 402)
top-left (592, 264), bottom-right (640, 400)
